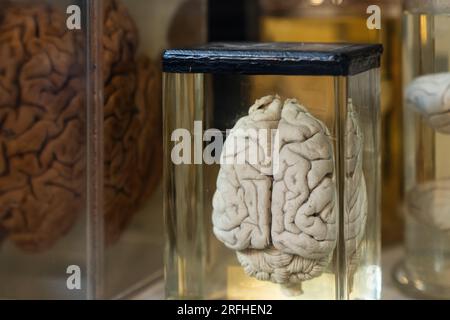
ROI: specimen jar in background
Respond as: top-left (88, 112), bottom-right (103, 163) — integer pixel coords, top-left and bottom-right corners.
top-left (257, 0), bottom-right (403, 245)
top-left (164, 42), bottom-right (382, 299)
top-left (0, 0), bottom-right (207, 299)
top-left (100, 0), bottom-right (206, 299)
top-left (394, 0), bottom-right (450, 299)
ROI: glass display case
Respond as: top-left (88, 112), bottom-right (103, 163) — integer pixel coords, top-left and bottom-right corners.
top-left (0, 0), bottom-right (207, 299)
top-left (164, 42), bottom-right (382, 300)
top-left (395, 0), bottom-right (450, 299)
top-left (257, 0), bottom-right (403, 245)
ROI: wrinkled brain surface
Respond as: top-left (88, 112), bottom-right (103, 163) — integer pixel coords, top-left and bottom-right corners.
top-left (0, 1), bottom-right (160, 252)
top-left (0, 3), bottom-right (86, 252)
top-left (212, 96), bottom-right (337, 284)
top-left (213, 96), bottom-right (368, 285)
top-left (103, 0), bottom-right (161, 245)
top-left (406, 73), bottom-right (450, 134)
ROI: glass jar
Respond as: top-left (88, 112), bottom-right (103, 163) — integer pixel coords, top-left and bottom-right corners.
top-left (0, 0), bottom-right (207, 299)
top-left (394, 0), bottom-right (450, 299)
top-left (257, 0), bottom-right (403, 246)
top-left (164, 42), bottom-right (382, 300)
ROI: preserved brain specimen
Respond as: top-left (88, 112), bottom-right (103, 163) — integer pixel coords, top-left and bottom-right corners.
top-left (406, 73), bottom-right (450, 134)
top-left (0, 3), bottom-right (86, 251)
top-left (405, 73), bottom-right (450, 231)
top-left (212, 96), bottom-right (337, 285)
top-left (0, 0), bottom-right (161, 251)
top-left (103, 0), bottom-right (161, 244)
top-left (213, 95), bottom-right (368, 286)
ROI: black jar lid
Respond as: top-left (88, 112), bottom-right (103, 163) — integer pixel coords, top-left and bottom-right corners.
top-left (163, 42), bottom-right (383, 76)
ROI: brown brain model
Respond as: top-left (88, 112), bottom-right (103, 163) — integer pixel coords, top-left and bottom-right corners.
top-left (0, 3), bottom-right (86, 252)
top-left (103, 0), bottom-right (162, 244)
top-left (0, 1), bottom-right (161, 252)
